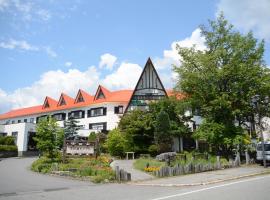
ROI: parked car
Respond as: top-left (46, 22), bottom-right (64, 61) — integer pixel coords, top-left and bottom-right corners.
top-left (256, 141), bottom-right (270, 164)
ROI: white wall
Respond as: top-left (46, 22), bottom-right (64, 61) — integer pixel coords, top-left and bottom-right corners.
top-left (2, 123), bottom-right (35, 152)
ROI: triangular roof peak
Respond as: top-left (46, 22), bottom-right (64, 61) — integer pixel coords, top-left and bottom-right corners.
top-left (57, 93), bottom-right (74, 106)
top-left (42, 96), bottom-right (58, 109)
top-left (74, 89), bottom-right (93, 103)
top-left (125, 57), bottom-right (167, 112)
top-left (94, 85), bottom-right (111, 100)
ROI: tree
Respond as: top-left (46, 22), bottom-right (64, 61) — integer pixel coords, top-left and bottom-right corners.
top-left (34, 117), bottom-right (62, 160)
top-left (118, 110), bottom-right (155, 153)
top-left (154, 110), bottom-right (172, 152)
top-left (62, 117), bottom-right (80, 161)
top-left (105, 129), bottom-right (127, 157)
top-left (174, 13), bottom-right (270, 155)
top-left (149, 97), bottom-right (191, 150)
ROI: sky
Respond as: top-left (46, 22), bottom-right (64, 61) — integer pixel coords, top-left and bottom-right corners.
top-left (0, 0), bottom-right (270, 114)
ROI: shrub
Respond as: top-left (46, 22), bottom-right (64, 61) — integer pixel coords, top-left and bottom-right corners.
top-left (148, 144), bottom-right (158, 156)
top-left (0, 136), bottom-right (15, 145)
top-left (0, 145), bottom-right (17, 151)
top-left (105, 129), bottom-right (127, 157)
top-left (88, 132), bottom-right (96, 142)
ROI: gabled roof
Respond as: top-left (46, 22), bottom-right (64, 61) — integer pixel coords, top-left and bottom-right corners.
top-left (125, 57), bottom-right (168, 112)
top-left (58, 93), bottom-right (74, 106)
top-left (42, 96), bottom-right (58, 109)
top-left (94, 85), bottom-right (111, 101)
top-left (74, 89), bottom-right (93, 104)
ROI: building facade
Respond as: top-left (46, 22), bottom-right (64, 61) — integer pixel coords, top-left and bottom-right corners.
top-left (0, 58), bottom-right (183, 156)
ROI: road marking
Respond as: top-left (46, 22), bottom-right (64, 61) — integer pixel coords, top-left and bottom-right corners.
top-left (149, 175), bottom-right (270, 200)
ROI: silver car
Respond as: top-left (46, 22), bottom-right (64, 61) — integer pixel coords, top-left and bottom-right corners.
top-left (256, 141), bottom-right (270, 164)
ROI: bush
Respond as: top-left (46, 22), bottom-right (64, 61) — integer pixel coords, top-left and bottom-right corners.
top-left (105, 129), bottom-right (127, 157)
top-left (148, 144), bottom-right (158, 156)
top-left (0, 136), bottom-right (15, 145)
top-left (0, 145), bottom-right (17, 151)
top-left (88, 132), bottom-right (96, 142)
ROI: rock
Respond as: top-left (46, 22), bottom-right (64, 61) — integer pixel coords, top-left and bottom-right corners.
top-left (155, 152), bottom-right (177, 161)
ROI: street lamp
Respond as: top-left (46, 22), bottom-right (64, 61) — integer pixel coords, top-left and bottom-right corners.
top-left (251, 95), bottom-right (268, 168)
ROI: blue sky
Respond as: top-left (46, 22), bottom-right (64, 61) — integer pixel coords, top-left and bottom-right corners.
top-left (0, 0), bottom-right (270, 113)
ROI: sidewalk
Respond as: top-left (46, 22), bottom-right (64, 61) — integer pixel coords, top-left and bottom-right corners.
top-left (132, 165), bottom-right (270, 186)
top-left (111, 159), bottom-right (154, 181)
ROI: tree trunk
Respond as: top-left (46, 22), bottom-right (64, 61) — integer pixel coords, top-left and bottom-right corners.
top-left (62, 137), bottom-right (67, 163)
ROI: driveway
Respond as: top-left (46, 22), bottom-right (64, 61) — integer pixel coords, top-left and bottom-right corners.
top-left (0, 157), bottom-right (92, 195)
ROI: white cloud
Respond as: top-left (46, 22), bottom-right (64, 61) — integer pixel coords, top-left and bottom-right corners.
top-left (36, 9), bottom-right (51, 21)
top-left (65, 62), bottom-right (72, 67)
top-left (154, 28), bottom-right (206, 70)
top-left (0, 39), bottom-right (39, 51)
top-left (0, 0), bottom-right (9, 11)
top-left (0, 0), bottom-right (51, 22)
top-left (217, 0), bottom-right (270, 41)
top-left (0, 39), bottom-right (57, 58)
top-left (102, 62), bottom-right (142, 89)
top-left (0, 66), bottom-right (100, 113)
top-left (99, 53), bottom-right (117, 70)
top-left (43, 46), bottom-right (57, 58)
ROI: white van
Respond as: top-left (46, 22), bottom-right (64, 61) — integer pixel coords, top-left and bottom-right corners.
top-left (256, 141), bottom-right (270, 164)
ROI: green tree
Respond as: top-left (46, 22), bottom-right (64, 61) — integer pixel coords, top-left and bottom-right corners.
top-left (105, 129), bottom-right (127, 157)
top-left (149, 97), bottom-right (191, 148)
top-left (174, 13), bottom-right (270, 155)
top-left (62, 117), bottom-right (80, 161)
top-left (118, 110), bottom-right (154, 153)
top-left (154, 110), bottom-right (172, 152)
top-left (34, 117), bottom-right (62, 160)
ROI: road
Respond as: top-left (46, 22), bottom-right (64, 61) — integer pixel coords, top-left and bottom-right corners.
top-left (0, 157), bottom-right (270, 200)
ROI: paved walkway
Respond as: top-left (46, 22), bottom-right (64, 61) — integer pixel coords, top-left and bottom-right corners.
top-left (110, 159), bottom-right (154, 181)
top-left (133, 165), bottom-right (270, 186)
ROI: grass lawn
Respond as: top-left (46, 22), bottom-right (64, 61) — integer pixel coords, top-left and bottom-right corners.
top-left (31, 155), bottom-right (115, 183)
top-left (134, 152), bottom-right (229, 174)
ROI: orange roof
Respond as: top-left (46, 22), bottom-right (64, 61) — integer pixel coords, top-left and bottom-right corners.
top-left (0, 86), bottom-right (133, 120)
top-left (0, 86), bottom-right (185, 120)
top-left (166, 89), bottom-right (186, 100)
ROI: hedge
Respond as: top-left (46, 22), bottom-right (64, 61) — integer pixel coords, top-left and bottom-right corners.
top-left (0, 136), bottom-right (16, 145)
top-left (0, 145), bottom-right (18, 151)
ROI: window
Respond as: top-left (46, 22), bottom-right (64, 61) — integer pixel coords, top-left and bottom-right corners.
top-left (89, 122), bottom-right (107, 131)
top-left (30, 118), bottom-right (34, 123)
top-left (24, 119), bottom-right (27, 123)
top-left (68, 110), bottom-right (85, 119)
top-left (53, 113), bottom-right (66, 121)
top-left (87, 107), bottom-right (106, 117)
top-left (11, 120), bottom-right (15, 124)
top-left (114, 106), bottom-right (124, 114)
top-left (12, 132), bottom-right (18, 145)
top-left (59, 98), bottom-right (66, 106)
top-left (18, 120), bottom-right (21, 123)
top-left (76, 93), bottom-right (84, 103)
top-left (0, 132), bottom-right (7, 137)
top-left (36, 115), bottom-right (48, 123)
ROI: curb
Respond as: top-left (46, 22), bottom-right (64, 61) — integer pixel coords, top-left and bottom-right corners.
top-left (128, 170), bottom-right (270, 187)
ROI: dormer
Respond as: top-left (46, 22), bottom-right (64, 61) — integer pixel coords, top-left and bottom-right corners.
top-left (57, 93), bottom-right (74, 107)
top-left (94, 85), bottom-right (110, 101)
top-left (42, 96), bottom-right (58, 109)
top-left (74, 89), bottom-right (93, 104)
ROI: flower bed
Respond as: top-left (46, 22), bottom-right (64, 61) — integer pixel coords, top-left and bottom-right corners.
top-left (31, 155), bottom-right (115, 183)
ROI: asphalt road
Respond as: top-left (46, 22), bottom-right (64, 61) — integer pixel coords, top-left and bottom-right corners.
top-left (0, 157), bottom-right (270, 200)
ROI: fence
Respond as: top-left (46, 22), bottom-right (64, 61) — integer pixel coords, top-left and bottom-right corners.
top-left (115, 166), bottom-right (131, 182)
top-left (153, 156), bottom-right (240, 178)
